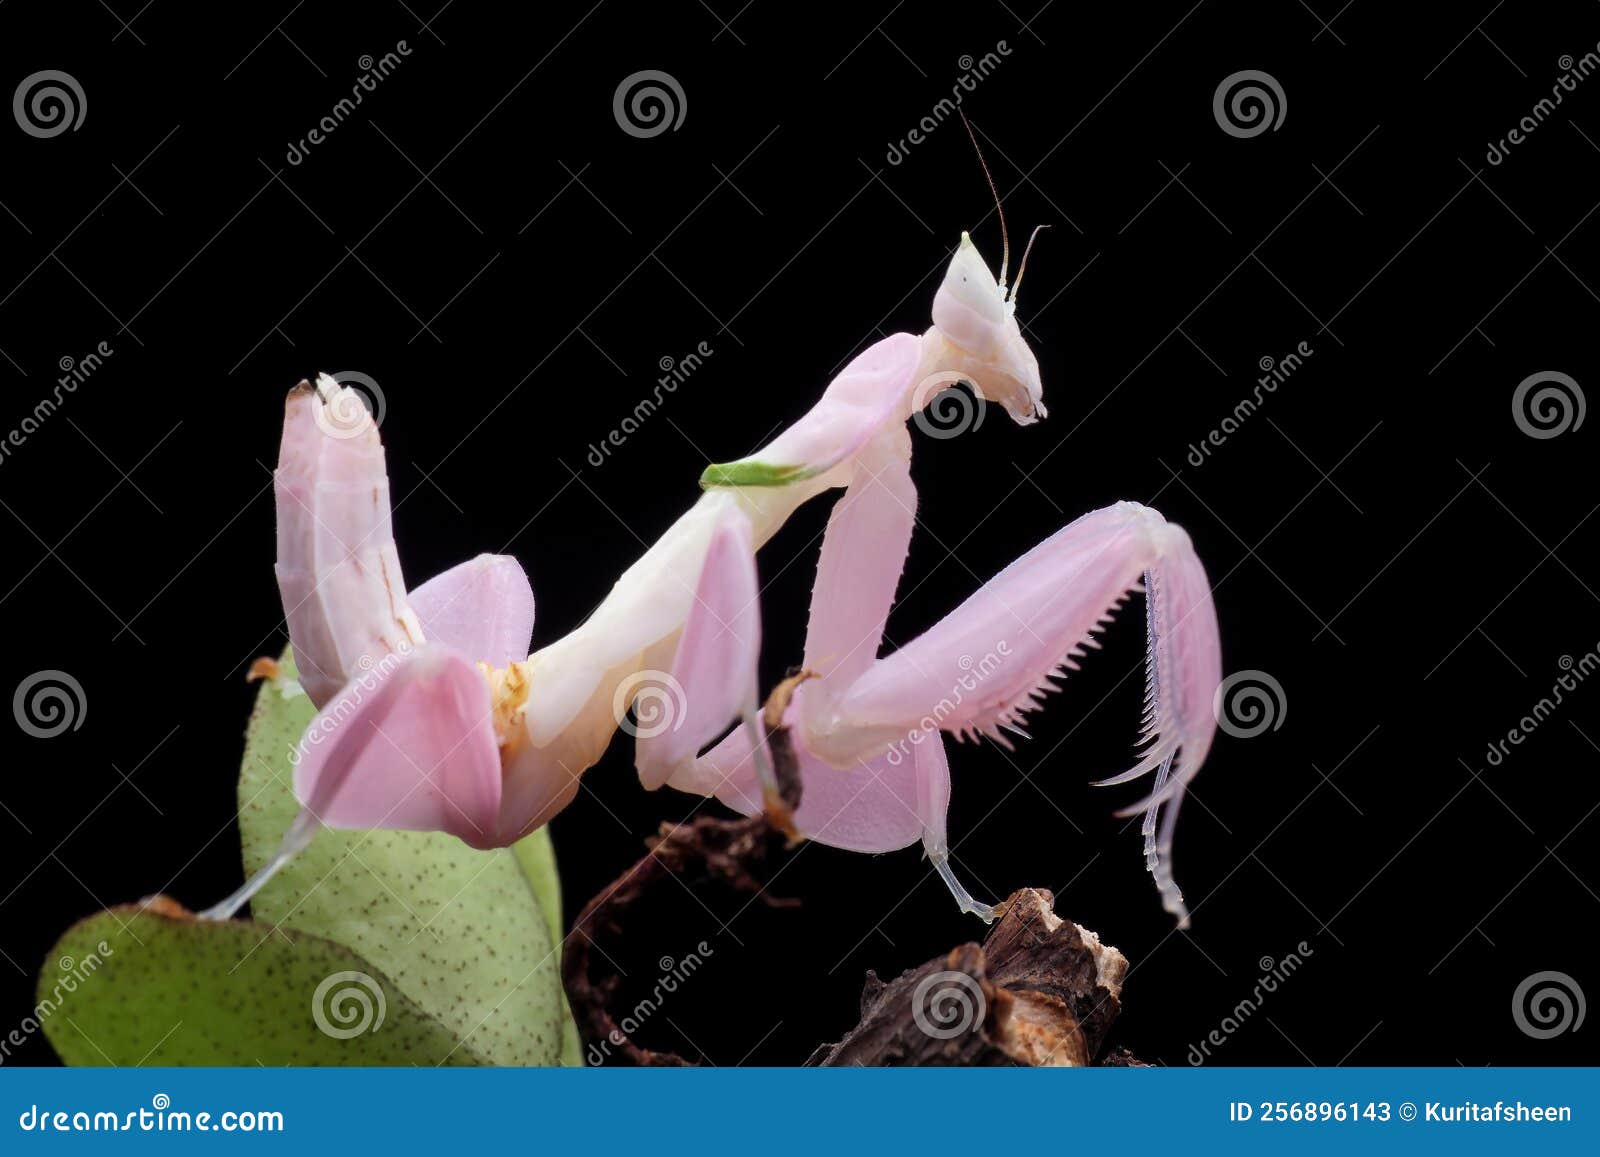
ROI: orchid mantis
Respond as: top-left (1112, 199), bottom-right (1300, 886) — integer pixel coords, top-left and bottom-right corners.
top-left (207, 190), bottom-right (1222, 929)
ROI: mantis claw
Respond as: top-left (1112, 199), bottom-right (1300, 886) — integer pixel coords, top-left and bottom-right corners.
top-left (928, 845), bottom-right (998, 924)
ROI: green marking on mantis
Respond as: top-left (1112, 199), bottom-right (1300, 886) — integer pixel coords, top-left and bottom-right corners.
top-left (698, 459), bottom-right (819, 489)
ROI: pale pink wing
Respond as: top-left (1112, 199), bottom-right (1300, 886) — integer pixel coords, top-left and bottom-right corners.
top-left (410, 553), bottom-right (535, 668)
top-left (635, 512), bottom-right (760, 790)
top-left (292, 643), bottom-right (504, 849)
top-left (275, 378), bottom-right (423, 709)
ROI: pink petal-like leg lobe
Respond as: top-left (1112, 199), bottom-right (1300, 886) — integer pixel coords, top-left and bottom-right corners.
top-left (635, 512), bottom-right (761, 790)
top-left (292, 643), bottom-right (504, 849)
top-left (275, 377), bottom-right (423, 709)
top-left (673, 689), bottom-right (924, 853)
top-left (670, 691), bottom-right (996, 917)
top-left (200, 641), bottom-right (506, 920)
top-left (411, 553), bottom-right (535, 668)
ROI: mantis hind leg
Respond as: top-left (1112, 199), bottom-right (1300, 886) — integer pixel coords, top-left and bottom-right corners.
top-left (195, 809), bottom-right (319, 921)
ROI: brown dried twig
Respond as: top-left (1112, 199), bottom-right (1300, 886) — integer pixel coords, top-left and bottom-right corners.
top-left (561, 689), bottom-right (1135, 1066)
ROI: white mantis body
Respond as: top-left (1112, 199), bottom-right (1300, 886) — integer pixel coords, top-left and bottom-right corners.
top-left (205, 140), bottom-right (1222, 928)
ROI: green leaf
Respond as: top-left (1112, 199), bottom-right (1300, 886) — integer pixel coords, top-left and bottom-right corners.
top-left (512, 827), bottom-right (583, 1065)
top-left (236, 651), bottom-right (570, 1066)
top-left (699, 459), bottom-right (819, 489)
top-left (40, 904), bottom-right (483, 1065)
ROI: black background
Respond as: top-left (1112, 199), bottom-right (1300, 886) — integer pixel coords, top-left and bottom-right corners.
top-left (1, 0), bottom-right (1597, 1067)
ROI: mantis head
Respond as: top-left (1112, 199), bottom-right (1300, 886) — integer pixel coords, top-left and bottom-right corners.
top-left (919, 110), bottom-right (1049, 426)
top-left (924, 231), bottom-right (1046, 425)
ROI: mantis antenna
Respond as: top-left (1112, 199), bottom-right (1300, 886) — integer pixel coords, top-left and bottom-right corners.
top-left (958, 108), bottom-right (1009, 290)
top-left (1011, 224), bottom-right (1051, 303)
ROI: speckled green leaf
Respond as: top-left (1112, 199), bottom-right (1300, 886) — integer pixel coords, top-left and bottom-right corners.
top-left (513, 827), bottom-right (582, 1065)
top-left (40, 904), bottom-right (482, 1065)
top-left (236, 651), bottom-right (570, 1066)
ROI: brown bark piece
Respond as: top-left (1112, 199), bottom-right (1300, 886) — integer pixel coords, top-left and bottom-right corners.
top-left (806, 888), bottom-right (1129, 1067)
top-left (561, 810), bottom-right (799, 1066)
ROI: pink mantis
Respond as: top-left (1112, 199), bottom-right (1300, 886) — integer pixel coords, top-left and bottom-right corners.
top-left (207, 205), bottom-right (1222, 930)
